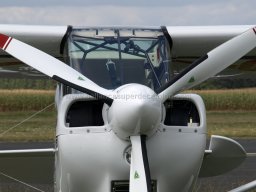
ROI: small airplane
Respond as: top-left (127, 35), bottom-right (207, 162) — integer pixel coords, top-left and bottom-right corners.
top-left (0, 24), bottom-right (256, 192)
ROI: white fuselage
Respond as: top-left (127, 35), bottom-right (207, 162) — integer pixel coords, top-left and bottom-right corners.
top-left (55, 93), bottom-right (207, 192)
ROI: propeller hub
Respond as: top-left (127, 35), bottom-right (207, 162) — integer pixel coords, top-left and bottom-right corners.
top-left (108, 84), bottom-right (162, 140)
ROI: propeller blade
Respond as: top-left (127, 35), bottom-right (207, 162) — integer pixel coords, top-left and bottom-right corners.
top-left (157, 27), bottom-right (256, 101)
top-left (130, 136), bottom-right (151, 192)
top-left (0, 34), bottom-right (113, 105)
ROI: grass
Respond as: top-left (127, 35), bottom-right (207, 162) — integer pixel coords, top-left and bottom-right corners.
top-left (207, 111), bottom-right (256, 138)
top-left (1, 88), bottom-right (256, 112)
top-left (0, 110), bottom-right (56, 142)
top-left (0, 88), bottom-right (256, 141)
top-left (0, 78), bottom-right (56, 90)
top-left (0, 89), bottom-right (55, 111)
top-left (0, 110), bottom-right (255, 142)
top-left (188, 88), bottom-right (256, 111)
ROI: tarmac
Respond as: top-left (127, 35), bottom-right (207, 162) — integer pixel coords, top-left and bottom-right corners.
top-left (0, 139), bottom-right (255, 192)
top-left (197, 139), bottom-right (256, 192)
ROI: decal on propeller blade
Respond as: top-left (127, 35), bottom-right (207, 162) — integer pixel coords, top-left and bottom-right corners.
top-left (78, 76), bottom-right (85, 81)
top-left (188, 76), bottom-right (195, 83)
top-left (134, 171), bottom-right (140, 179)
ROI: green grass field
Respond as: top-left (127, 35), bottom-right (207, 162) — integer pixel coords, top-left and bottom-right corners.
top-left (207, 111), bottom-right (256, 138)
top-left (1, 110), bottom-right (255, 141)
top-left (1, 88), bottom-right (256, 111)
top-left (0, 110), bottom-right (56, 142)
top-left (0, 89), bottom-right (256, 141)
top-left (187, 88), bottom-right (256, 111)
top-left (0, 89), bottom-right (55, 111)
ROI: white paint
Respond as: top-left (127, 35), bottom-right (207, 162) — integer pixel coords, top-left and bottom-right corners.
top-left (108, 84), bottom-right (162, 140)
top-left (130, 136), bottom-right (148, 192)
top-left (159, 27), bottom-right (256, 101)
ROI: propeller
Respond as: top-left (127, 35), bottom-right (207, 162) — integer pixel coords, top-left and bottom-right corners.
top-left (130, 136), bottom-right (152, 192)
top-left (157, 27), bottom-right (256, 102)
top-left (1, 27), bottom-right (256, 192)
top-left (0, 33), bottom-right (157, 192)
top-left (0, 33), bottom-right (113, 105)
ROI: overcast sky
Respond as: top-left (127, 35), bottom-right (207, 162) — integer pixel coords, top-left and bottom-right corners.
top-left (0, 0), bottom-right (255, 26)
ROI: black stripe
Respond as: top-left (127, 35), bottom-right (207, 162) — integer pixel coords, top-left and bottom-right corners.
top-left (52, 75), bottom-right (113, 106)
top-left (141, 135), bottom-right (152, 192)
top-left (156, 54), bottom-right (208, 94)
top-left (60, 25), bottom-right (73, 55)
top-left (253, 27), bottom-right (256, 35)
top-left (161, 26), bottom-right (173, 50)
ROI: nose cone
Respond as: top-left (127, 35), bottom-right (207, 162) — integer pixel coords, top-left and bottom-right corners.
top-left (108, 84), bottom-right (162, 140)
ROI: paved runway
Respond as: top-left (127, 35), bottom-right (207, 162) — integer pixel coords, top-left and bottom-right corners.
top-left (197, 139), bottom-right (256, 192)
top-left (0, 139), bottom-right (255, 192)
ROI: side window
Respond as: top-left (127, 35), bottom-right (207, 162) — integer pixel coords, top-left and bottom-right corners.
top-left (164, 99), bottom-right (200, 126)
top-left (66, 100), bottom-right (104, 127)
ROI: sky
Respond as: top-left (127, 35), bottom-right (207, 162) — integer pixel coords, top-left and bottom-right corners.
top-left (0, 0), bottom-right (255, 26)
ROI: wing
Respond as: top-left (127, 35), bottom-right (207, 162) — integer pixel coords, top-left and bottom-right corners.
top-left (166, 25), bottom-right (256, 80)
top-left (0, 24), bottom-right (68, 78)
top-left (0, 24), bottom-right (68, 57)
top-left (167, 25), bottom-right (256, 58)
top-left (1, 24), bottom-right (256, 79)
top-left (0, 148), bottom-right (55, 184)
top-left (1, 24), bottom-right (254, 59)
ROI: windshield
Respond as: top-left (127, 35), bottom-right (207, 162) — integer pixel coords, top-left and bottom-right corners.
top-left (67, 27), bottom-right (172, 91)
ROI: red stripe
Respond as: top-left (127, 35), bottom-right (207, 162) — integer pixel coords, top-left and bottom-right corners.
top-left (3, 37), bottom-right (12, 50)
top-left (0, 34), bottom-right (10, 49)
